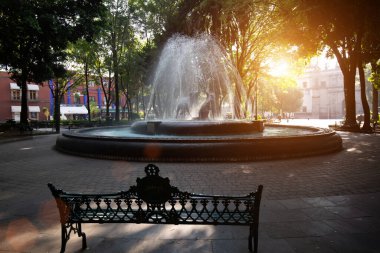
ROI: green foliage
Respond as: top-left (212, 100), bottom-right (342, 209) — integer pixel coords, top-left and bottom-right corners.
top-left (369, 72), bottom-right (380, 90)
top-left (88, 0), bottom-right (163, 121)
top-left (49, 71), bottom-right (84, 132)
top-left (259, 75), bottom-right (302, 114)
top-left (0, 0), bottom-right (105, 81)
top-left (369, 60), bottom-right (380, 90)
top-left (90, 101), bottom-right (100, 116)
top-left (0, 0), bottom-right (105, 125)
top-left (129, 0), bottom-right (182, 42)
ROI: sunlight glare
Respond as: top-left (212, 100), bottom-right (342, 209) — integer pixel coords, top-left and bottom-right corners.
top-left (268, 60), bottom-right (289, 77)
top-left (6, 218), bottom-right (39, 251)
top-left (20, 147), bottom-right (32, 150)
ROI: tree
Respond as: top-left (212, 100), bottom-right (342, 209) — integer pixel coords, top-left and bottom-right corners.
top-left (90, 101), bottom-right (101, 119)
top-left (42, 107), bottom-right (50, 121)
top-left (97, 0), bottom-right (172, 122)
top-left (120, 42), bottom-right (146, 120)
top-left (129, 0), bottom-right (182, 43)
top-left (369, 60), bottom-right (380, 123)
top-left (358, 62), bottom-right (372, 132)
top-left (0, 0), bottom-right (105, 127)
top-left (67, 40), bottom-right (98, 122)
top-left (94, 48), bottom-right (115, 122)
top-left (280, 0), bottom-right (380, 131)
top-left (49, 72), bottom-right (83, 133)
top-left (359, 4), bottom-right (380, 130)
top-left (264, 75), bottom-right (303, 116)
top-left (101, 0), bottom-right (135, 122)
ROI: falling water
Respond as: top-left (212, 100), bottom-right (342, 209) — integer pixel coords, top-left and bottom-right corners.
top-left (147, 34), bottom-right (248, 120)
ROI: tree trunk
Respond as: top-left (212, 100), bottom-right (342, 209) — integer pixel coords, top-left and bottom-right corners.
top-left (330, 43), bottom-right (359, 131)
top-left (140, 85), bottom-right (145, 119)
top-left (358, 61), bottom-right (372, 132)
top-left (341, 69), bottom-right (360, 130)
top-left (372, 84), bottom-right (379, 123)
top-left (114, 73), bottom-right (119, 122)
top-left (134, 89), bottom-right (139, 120)
top-left (19, 77), bottom-right (29, 127)
top-left (98, 70), bottom-right (110, 122)
top-left (54, 81), bottom-right (61, 133)
top-left (126, 95), bottom-right (132, 120)
top-left (112, 35), bottom-right (120, 122)
top-left (85, 61), bottom-right (91, 122)
top-left (106, 72), bottom-right (112, 123)
top-left (371, 62), bottom-right (379, 123)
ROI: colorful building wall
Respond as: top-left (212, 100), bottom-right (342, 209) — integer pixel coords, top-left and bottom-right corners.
top-left (0, 72), bottom-right (51, 122)
top-left (0, 72), bottom-right (108, 122)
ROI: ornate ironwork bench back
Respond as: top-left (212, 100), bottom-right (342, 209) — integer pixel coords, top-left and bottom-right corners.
top-left (48, 164), bottom-right (263, 253)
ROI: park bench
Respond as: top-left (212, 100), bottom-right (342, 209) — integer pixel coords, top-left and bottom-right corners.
top-left (48, 164), bottom-right (263, 253)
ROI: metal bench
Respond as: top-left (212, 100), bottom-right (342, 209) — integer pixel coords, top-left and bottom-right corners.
top-left (48, 164), bottom-right (263, 253)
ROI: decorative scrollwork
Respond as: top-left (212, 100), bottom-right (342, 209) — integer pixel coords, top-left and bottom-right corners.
top-left (136, 164), bottom-right (177, 204)
top-left (48, 165), bottom-right (264, 253)
top-left (144, 164), bottom-right (160, 176)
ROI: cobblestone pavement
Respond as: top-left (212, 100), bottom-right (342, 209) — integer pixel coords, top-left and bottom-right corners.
top-left (0, 129), bottom-right (380, 252)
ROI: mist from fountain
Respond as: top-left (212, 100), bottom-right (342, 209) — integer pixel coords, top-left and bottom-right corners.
top-left (147, 34), bottom-right (248, 120)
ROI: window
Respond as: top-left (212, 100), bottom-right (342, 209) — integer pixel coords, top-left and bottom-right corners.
top-left (29, 90), bottom-right (38, 100)
top-left (89, 96), bottom-right (96, 102)
top-left (29, 112), bottom-right (38, 120)
top-left (89, 81), bottom-right (95, 87)
top-left (329, 77), bottom-right (337, 87)
top-left (320, 81), bottom-right (326, 88)
top-left (11, 90), bottom-right (21, 100)
top-left (12, 112), bottom-right (20, 122)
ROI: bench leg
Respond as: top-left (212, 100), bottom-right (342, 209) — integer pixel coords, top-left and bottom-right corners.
top-left (60, 224), bottom-right (69, 253)
top-left (60, 222), bottom-right (87, 252)
top-left (249, 224), bottom-right (259, 253)
top-left (248, 226), bottom-right (252, 252)
top-left (77, 223), bottom-right (87, 250)
top-left (253, 228), bottom-right (258, 253)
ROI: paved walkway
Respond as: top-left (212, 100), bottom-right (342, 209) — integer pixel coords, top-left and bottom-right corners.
top-left (0, 127), bottom-right (380, 252)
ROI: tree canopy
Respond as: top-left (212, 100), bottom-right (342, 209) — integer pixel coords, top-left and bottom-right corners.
top-left (0, 0), bottom-right (105, 125)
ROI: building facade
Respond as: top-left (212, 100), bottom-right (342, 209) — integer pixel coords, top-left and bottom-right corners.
top-left (52, 80), bottom-right (104, 120)
top-left (0, 72), bottom-right (51, 122)
top-left (296, 65), bottom-right (363, 119)
top-left (0, 72), bottom-right (108, 122)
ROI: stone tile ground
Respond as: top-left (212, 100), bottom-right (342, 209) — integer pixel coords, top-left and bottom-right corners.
top-left (0, 129), bottom-right (379, 252)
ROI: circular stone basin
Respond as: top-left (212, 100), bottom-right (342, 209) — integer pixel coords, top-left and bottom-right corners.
top-left (130, 120), bottom-right (264, 135)
top-left (55, 122), bottom-right (342, 162)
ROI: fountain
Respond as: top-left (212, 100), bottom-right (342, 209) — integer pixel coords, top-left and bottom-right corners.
top-left (147, 34), bottom-right (247, 120)
top-left (56, 35), bottom-right (342, 162)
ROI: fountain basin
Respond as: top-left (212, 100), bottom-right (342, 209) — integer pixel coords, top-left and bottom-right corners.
top-left (55, 123), bottom-right (342, 162)
top-left (131, 120), bottom-right (264, 135)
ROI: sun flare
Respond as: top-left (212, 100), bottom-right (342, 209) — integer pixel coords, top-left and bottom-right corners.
top-left (268, 60), bottom-right (289, 77)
